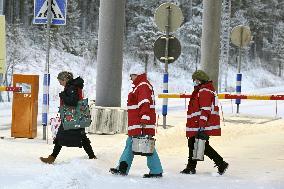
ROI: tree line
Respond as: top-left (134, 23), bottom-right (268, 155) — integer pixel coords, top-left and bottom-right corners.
top-left (2, 0), bottom-right (284, 78)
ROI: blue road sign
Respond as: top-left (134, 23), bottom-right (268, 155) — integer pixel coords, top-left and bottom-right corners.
top-left (34, 0), bottom-right (67, 25)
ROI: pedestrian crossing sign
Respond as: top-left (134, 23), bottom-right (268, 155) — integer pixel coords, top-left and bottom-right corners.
top-left (33, 0), bottom-right (67, 25)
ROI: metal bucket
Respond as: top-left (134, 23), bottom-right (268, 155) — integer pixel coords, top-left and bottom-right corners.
top-left (132, 136), bottom-right (155, 156)
top-left (192, 138), bottom-right (206, 161)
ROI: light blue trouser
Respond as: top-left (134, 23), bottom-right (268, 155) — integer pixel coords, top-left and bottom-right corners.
top-left (117, 137), bottom-right (163, 175)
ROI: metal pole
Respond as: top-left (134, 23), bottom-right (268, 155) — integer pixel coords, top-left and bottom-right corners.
top-left (237, 49), bottom-right (242, 73)
top-left (184, 90), bottom-right (187, 109)
top-left (162, 5), bottom-right (171, 129)
top-left (42, 0), bottom-right (52, 140)
top-left (275, 100), bottom-right (278, 117)
top-left (195, 48), bottom-right (198, 71)
top-left (236, 27), bottom-right (243, 114)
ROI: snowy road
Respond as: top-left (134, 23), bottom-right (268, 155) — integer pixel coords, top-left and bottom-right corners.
top-left (0, 111), bottom-right (284, 189)
top-left (1, 87), bottom-right (284, 189)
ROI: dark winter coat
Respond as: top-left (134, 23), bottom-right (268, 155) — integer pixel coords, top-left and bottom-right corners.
top-left (54, 77), bottom-right (90, 147)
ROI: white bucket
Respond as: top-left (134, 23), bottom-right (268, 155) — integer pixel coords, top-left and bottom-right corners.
top-left (132, 136), bottom-right (155, 156)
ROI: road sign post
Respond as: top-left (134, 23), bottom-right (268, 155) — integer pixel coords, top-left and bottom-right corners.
top-left (33, 0), bottom-right (67, 140)
top-left (230, 25), bottom-right (251, 114)
top-left (154, 3), bottom-right (183, 128)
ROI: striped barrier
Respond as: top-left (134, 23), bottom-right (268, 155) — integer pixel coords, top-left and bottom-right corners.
top-left (158, 93), bottom-right (284, 100)
top-left (0, 86), bottom-right (22, 92)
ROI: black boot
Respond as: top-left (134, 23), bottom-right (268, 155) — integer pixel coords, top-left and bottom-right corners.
top-left (215, 161), bottom-right (229, 175)
top-left (110, 161), bottom-right (128, 176)
top-left (203, 141), bottom-right (228, 175)
top-left (182, 137), bottom-right (197, 174)
top-left (143, 173), bottom-right (163, 178)
top-left (82, 137), bottom-right (97, 159)
top-left (180, 165), bottom-right (196, 174)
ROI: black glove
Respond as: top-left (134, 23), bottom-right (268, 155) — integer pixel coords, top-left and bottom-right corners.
top-left (196, 130), bottom-right (209, 140)
top-left (146, 135), bottom-right (153, 139)
top-left (59, 92), bottom-right (64, 98)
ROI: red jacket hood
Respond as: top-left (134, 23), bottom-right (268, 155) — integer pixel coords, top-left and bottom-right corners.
top-left (132, 73), bottom-right (148, 87)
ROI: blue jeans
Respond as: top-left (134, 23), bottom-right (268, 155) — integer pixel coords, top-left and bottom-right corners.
top-left (117, 137), bottom-right (163, 175)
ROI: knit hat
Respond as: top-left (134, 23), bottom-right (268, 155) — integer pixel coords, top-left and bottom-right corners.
top-left (192, 70), bottom-right (209, 82)
top-left (57, 71), bottom-right (73, 81)
top-left (129, 64), bottom-right (145, 75)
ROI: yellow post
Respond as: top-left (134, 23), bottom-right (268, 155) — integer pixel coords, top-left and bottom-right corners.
top-left (0, 15), bottom-right (6, 74)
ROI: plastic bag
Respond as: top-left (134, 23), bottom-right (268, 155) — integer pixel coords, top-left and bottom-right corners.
top-left (50, 115), bottom-right (61, 140)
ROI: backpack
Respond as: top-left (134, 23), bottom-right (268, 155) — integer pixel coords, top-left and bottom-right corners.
top-left (59, 98), bottom-right (92, 130)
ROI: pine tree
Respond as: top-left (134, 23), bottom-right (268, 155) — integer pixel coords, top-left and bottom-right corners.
top-left (5, 20), bottom-right (28, 101)
top-left (55, 0), bottom-right (82, 56)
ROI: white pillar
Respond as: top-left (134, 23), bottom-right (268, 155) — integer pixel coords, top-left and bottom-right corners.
top-left (0, 0), bottom-right (3, 15)
top-left (200, 0), bottom-right (222, 91)
top-left (96, 0), bottom-right (126, 107)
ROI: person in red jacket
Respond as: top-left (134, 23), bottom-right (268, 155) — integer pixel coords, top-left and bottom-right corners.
top-left (110, 64), bottom-right (163, 178)
top-left (181, 70), bottom-right (229, 175)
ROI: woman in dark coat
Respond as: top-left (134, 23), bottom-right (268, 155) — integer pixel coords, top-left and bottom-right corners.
top-left (40, 71), bottom-right (97, 164)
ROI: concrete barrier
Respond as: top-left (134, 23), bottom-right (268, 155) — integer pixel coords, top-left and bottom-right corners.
top-left (87, 105), bottom-right (128, 134)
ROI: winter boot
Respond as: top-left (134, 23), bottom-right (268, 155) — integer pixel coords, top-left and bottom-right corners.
top-left (180, 166), bottom-right (196, 174)
top-left (89, 155), bottom-right (97, 159)
top-left (143, 173), bottom-right (163, 178)
top-left (215, 161), bottom-right (229, 175)
top-left (180, 163), bottom-right (196, 174)
top-left (40, 155), bottom-right (56, 164)
top-left (110, 161), bottom-right (128, 176)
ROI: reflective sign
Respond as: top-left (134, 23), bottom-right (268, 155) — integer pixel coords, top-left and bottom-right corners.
top-left (154, 3), bottom-right (184, 33)
top-left (154, 35), bottom-right (181, 64)
top-left (231, 25), bottom-right (251, 48)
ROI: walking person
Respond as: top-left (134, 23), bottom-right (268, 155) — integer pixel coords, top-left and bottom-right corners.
top-left (40, 71), bottom-right (97, 164)
top-left (109, 64), bottom-right (163, 178)
top-left (181, 70), bottom-right (228, 175)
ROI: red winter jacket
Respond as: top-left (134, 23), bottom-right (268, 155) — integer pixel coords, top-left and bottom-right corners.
top-left (186, 81), bottom-right (221, 137)
top-left (127, 74), bottom-right (156, 136)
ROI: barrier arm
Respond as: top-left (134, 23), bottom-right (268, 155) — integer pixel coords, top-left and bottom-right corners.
top-left (158, 93), bottom-right (284, 100)
top-left (0, 86), bottom-right (22, 92)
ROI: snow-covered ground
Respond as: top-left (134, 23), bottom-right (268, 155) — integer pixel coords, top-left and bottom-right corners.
top-left (0, 109), bottom-right (284, 189)
top-left (1, 95), bottom-right (284, 189)
top-left (1, 47), bottom-right (284, 188)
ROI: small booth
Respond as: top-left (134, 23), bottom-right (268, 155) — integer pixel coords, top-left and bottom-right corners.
top-left (11, 74), bottom-right (39, 138)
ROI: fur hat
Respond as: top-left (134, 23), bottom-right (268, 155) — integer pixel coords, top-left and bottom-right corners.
top-left (192, 70), bottom-right (209, 82)
top-left (57, 71), bottom-right (73, 81)
top-left (129, 64), bottom-right (145, 75)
